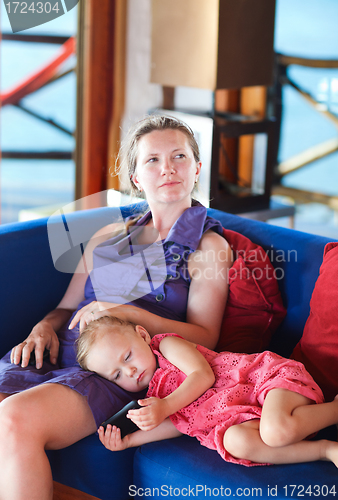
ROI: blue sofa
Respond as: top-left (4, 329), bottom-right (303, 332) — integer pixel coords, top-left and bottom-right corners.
top-left (0, 205), bottom-right (337, 499)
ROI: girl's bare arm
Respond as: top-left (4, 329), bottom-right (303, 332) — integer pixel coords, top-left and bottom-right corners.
top-left (98, 418), bottom-right (182, 452)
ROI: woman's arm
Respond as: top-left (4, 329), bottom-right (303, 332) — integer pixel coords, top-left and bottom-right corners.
top-left (128, 335), bottom-right (215, 431)
top-left (70, 231), bottom-right (232, 350)
top-left (57, 221), bottom-right (124, 311)
top-left (11, 222), bottom-right (123, 368)
top-left (185, 230), bottom-right (233, 348)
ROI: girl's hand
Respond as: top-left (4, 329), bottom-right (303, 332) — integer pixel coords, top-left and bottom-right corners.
top-left (10, 321), bottom-right (59, 369)
top-left (127, 397), bottom-right (170, 431)
top-left (68, 301), bottom-right (125, 332)
top-left (98, 424), bottom-right (131, 451)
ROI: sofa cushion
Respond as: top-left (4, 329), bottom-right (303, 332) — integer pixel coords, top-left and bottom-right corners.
top-left (133, 434), bottom-right (338, 497)
top-left (292, 242), bottom-right (338, 401)
top-left (216, 228), bottom-right (286, 353)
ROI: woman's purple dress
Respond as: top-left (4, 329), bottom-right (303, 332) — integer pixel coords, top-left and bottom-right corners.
top-left (0, 203), bottom-right (223, 426)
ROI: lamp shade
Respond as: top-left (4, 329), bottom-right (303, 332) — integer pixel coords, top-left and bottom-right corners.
top-left (151, 0), bottom-right (276, 90)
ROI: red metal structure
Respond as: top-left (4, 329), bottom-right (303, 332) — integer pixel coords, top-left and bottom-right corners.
top-left (1, 37), bottom-right (75, 107)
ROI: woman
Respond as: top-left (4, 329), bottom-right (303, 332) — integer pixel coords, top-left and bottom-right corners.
top-left (0, 114), bottom-right (232, 499)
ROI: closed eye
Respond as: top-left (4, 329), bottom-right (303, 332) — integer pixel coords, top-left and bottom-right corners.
top-left (112, 351), bottom-right (131, 382)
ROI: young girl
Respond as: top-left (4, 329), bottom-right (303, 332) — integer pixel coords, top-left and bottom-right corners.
top-left (76, 316), bottom-right (338, 467)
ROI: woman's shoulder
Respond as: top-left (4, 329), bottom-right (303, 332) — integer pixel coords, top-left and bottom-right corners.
top-left (189, 229), bottom-right (233, 270)
top-left (199, 228), bottom-right (231, 253)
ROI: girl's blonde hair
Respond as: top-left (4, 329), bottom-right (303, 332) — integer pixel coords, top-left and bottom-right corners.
top-left (76, 316), bottom-right (137, 371)
top-left (115, 114), bottom-right (201, 196)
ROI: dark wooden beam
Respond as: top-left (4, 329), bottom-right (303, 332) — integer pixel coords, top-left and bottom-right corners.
top-left (1, 33), bottom-right (70, 44)
top-left (1, 151), bottom-right (72, 160)
top-left (107, 0), bottom-right (127, 191)
top-left (76, 0), bottom-right (116, 199)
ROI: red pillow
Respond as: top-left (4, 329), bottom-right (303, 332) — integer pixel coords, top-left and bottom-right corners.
top-left (291, 242), bottom-right (338, 401)
top-left (216, 228), bottom-right (286, 353)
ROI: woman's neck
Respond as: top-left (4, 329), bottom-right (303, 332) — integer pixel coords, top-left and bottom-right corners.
top-left (147, 199), bottom-right (192, 240)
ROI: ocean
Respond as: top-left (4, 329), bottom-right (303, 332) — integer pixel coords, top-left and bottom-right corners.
top-left (0, 2), bottom-right (77, 223)
top-left (1, 0), bottom-right (338, 237)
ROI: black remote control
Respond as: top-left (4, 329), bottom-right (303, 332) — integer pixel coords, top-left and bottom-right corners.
top-left (100, 400), bottom-right (142, 438)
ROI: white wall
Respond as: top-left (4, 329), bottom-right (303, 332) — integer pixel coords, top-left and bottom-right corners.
top-left (122, 0), bottom-right (162, 134)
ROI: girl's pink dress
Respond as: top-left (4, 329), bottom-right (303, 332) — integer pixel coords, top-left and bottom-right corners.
top-left (147, 333), bottom-right (324, 467)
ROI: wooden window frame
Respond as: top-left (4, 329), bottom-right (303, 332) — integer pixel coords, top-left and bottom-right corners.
top-left (75, 0), bottom-right (126, 200)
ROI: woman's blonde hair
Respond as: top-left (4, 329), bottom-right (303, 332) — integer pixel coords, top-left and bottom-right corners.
top-left (76, 316), bottom-right (137, 371)
top-left (115, 114), bottom-right (201, 196)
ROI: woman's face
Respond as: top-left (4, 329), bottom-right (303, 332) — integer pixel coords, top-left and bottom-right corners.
top-left (132, 129), bottom-right (201, 207)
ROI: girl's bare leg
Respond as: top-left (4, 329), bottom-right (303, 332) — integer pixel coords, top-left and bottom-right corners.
top-left (259, 389), bottom-right (338, 447)
top-left (0, 383), bottom-right (96, 500)
top-left (223, 420), bottom-right (335, 465)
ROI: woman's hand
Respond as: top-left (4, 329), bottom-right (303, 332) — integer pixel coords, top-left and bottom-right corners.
top-left (127, 397), bottom-right (170, 432)
top-left (10, 320), bottom-right (59, 369)
top-left (98, 424), bottom-right (132, 451)
top-left (68, 301), bottom-right (126, 332)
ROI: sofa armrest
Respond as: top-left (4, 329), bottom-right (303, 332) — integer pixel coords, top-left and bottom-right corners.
top-left (0, 218), bottom-right (70, 356)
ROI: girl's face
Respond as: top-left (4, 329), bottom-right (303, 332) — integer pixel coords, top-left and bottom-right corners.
top-left (85, 325), bottom-right (157, 392)
top-left (132, 129), bottom-right (201, 207)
